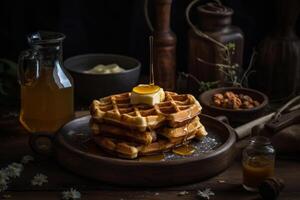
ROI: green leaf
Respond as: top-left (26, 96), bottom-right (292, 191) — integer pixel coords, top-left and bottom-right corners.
top-left (0, 81), bottom-right (8, 95)
top-left (0, 59), bottom-right (18, 77)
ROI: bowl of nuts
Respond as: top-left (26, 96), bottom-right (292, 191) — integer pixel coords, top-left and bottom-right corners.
top-left (199, 87), bottom-right (269, 125)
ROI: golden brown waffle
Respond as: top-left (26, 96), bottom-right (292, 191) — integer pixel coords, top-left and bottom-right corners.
top-left (90, 117), bottom-right (206, 145)
top-left (93, 127), bottom-right (207, 159)
top-left (159, 117), bottom-right (203, 139)
top-left (90, 120), bottom-right (157, 145)
top-left (90, 91), bottom-right (202, 132)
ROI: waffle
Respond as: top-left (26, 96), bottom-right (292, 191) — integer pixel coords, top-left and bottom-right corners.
top-left (90, 91), bottom-right (202, 132)
top-left (94, 128), bottom-right (206, 159)
top-left (93, 127), bottom-right (207, 159)
top-left (90, 91), bottom-right (207, 159)
top-left (90, 116), bottom-right (207, 143)
top-left (160, 117), bottom-right (202, 139)
top-left (90, 120), bottom-right (157, 145)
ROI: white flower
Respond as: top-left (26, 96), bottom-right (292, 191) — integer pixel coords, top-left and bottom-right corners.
top-left (10, 163), bottom-right (23, 168)
top-left (4, 163), bottom-right (23, 178)
top-left (197, 188), bottom-right (215, 199)
top-left (62, 188), bottom-right (81, 200)
top-left (177, 191), bottom-right (189, 196)
top-left (0, 170), bottom-right (9, 181)
top-left (0, 163), bottom-right (24, 192)
top-left (2, 194), bottom-right (12, 199)
top-left (31, 174), bottom-right (48, 186)
top-left (0, 170), bottom-right (9, 192)
top-left (21, 155), bottom-right (34, 164)
top-left (0, 182), bottom-right (8, 192)
top-left (0, 162), bottom-right (25, 192)
top-left (2, 112), bottom-right (18, 118)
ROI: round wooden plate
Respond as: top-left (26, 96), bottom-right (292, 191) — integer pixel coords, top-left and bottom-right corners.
top-left (30, 114), bottom-right (237, 186)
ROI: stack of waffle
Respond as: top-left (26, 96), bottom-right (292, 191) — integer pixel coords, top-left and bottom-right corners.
top-left (90, 91), bottom-right (207, 159)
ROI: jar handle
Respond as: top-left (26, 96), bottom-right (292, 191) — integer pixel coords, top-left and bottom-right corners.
top-left (29, 132), bottom-right (55, 157)
top-left (18, 49), bottom-right (40, 86)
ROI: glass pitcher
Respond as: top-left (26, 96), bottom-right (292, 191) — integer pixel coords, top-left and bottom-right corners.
top-left (18, 31), bottom-right (74, 133)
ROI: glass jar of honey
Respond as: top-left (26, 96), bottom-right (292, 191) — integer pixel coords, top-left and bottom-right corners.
top-left (242, 136), bottom-right (275, 192)
top-left (18, 31), bottom-right (74, 133)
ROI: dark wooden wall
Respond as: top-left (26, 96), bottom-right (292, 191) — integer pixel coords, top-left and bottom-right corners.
top-left (0, 0), bottom-right (299, 74)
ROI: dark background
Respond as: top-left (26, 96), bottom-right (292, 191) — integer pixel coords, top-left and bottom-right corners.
top-left (1, 0), bottom-right (299, 74)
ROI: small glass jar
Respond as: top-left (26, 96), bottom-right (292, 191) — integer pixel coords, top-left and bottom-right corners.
top-left (242, 136), bottom-right (275, 192)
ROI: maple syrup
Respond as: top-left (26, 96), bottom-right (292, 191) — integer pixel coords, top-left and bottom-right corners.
top-left (243, 156), bottom-right (275, 190)
top-left (132, 85), bottom-right (160, 94)
top-left (132, 36), bottom-right (161, 95)
top-left (20, 67), bottom-right (74, 133)
top-left (242, 137), bottom-right (275, 191)
top-left (139, 154), bottom-right (165, 162)
top-left (171, 123), bottom-right (196, 156)
top-left (149, 36), bottom-right (155, 86)
top-left (133, 36), bottom-right (197, 159)
top-left (172, 144), bottom-right (196, 156)
top-left (18, 32), bottom-right (74, 133)
top-left (182, 124), bottom-right (189, 143)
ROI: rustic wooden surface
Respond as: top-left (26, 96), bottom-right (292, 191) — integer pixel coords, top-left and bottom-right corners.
top-left (0, 110), bottom-right (300, 200)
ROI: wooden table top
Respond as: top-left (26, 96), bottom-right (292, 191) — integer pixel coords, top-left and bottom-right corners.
top-left (0, 111), bottom-right (300, 200)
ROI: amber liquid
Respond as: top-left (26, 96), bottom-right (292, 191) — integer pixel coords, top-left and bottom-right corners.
top-left (243, 156), bottom-right (275, 191)
top-left (139, 154), bottom-right (165, 162)
top-left (173, 145), bottom-right (196, 156)
top-left (20, 67), bottom-right (74, 133)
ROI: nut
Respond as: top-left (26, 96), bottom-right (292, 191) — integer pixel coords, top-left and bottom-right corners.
top-left (253, 100), bottom-right (260, 107)
top-left (212, 91), bottom-right (260, 110)
top-left (222, 98), bottom-right (229, 108)
top-left (233, 98), bottom-right (242, 109)
top-left (213, 93), bottom-right (224, 100)
top-left (224, 91), bottom-right (236, 100)
top-left (214, 99), bottom-right (222, 106)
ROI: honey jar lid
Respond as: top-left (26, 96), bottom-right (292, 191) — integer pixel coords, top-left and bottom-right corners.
top-left (259, 177), bottom-right (285, 200)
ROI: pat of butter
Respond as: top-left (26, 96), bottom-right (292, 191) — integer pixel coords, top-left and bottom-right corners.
top-left (85, 63), bottom-right (125, 74)
top-left (130, 87), bottom-right (165, 106)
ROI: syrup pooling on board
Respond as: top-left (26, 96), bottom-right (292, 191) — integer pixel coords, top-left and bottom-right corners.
top-left (139, 154), bottom-right (165, 161)
top-left (172, 144), bottom-right (196, 156)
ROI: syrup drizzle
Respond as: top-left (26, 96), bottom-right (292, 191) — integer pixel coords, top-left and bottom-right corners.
top-left (183, 124), bottom-right (189, 143)
top-left (149, 36), bottom-right (155, 86)
top-left (131, 36), bottom-right (158, 95)
top-left (136, 36), bottom-right (196, 158)
top-left (172, 123), bottom-right (196, 156)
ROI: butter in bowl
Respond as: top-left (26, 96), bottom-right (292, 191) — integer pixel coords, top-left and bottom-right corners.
top-left (84, 63), bottom-right (125, 74)
top-left (64, 54), bottom-right (141, 104)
